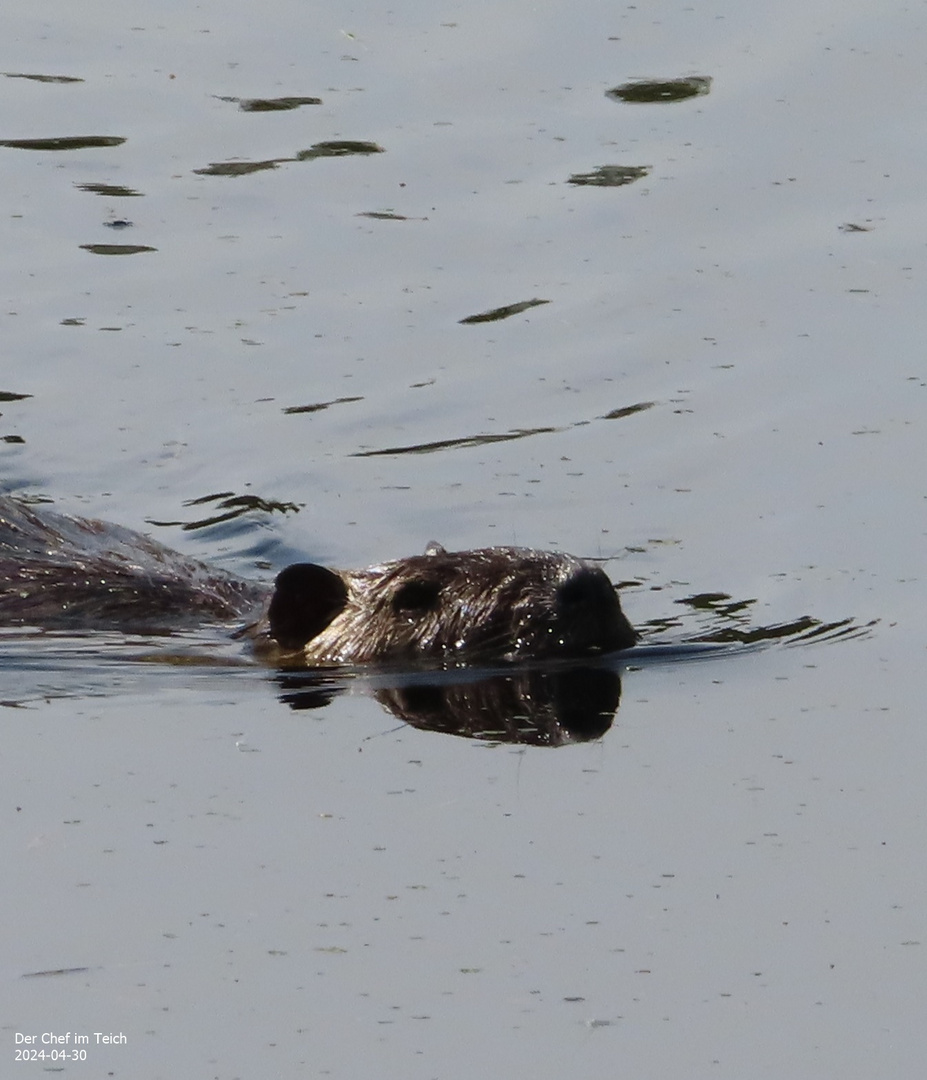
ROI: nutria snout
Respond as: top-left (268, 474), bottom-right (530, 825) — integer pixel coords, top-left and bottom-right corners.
top-left (250, 543), bottom-right (636, 665)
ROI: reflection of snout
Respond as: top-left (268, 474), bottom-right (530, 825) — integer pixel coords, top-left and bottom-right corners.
top-left (548, 667), bottom-right (623, 741)
top-left (376, 664), bottom-right (623, 746)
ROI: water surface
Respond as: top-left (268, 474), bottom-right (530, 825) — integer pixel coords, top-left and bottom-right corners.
top-left (2, 1), bottom-right (926, 1077)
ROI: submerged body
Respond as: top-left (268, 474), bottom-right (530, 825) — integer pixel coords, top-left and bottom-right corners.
top-left (0, 498), bottom-right (636, 666)
top-left (0, 497), bottom-right (263, 631)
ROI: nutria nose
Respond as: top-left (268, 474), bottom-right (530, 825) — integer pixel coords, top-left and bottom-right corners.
top-left (556, 567), bottom-right (637, 652)
top-left (556, 567), bottom-right (612, 610)
top-left (557, 565), bottom-right (622, 617)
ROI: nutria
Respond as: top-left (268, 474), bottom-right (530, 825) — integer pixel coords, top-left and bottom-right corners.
top-left (251, 543), bottom-right (636, 665)
top-left (0, 497), bottom-right (636, 666)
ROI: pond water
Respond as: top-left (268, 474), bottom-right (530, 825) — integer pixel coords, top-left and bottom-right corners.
top-left (3, 1), bottom-right (926, 1077)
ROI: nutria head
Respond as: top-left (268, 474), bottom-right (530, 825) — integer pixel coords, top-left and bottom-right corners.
top-left (254, 544), bottom-right (636, 666)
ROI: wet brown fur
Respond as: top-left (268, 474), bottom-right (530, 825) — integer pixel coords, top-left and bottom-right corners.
top-left (0, 498), bottom-right (635, 665)
top-left (250, 544), bottom-right (636, 666)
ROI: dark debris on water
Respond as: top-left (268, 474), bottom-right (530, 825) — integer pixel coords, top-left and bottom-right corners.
top-left (606, 76), bottom-right (711, 104)
top-left (459, 298), bottom-right (550, 324)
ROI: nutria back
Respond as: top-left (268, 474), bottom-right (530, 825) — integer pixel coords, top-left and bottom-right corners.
top-left (0, 497), bottom-right (264, 632)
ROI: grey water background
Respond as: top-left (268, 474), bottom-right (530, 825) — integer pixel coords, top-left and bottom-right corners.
top-left (2, 1), bottom-right (926, 1077)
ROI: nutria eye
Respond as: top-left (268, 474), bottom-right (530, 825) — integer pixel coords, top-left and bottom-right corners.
top-left (392, 579), bottom-right (441, 612)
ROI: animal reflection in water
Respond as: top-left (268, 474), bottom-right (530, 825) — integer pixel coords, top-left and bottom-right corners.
top-left (272, 603), bottom-right (869, 747)
top-left (277, 662), bottom-right (627, 747)
top-left (0, 497), bottom-right (870, 747)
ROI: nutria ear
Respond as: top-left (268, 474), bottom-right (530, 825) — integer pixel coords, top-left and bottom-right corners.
top-left (268, 563), bottom-right (349, 650)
